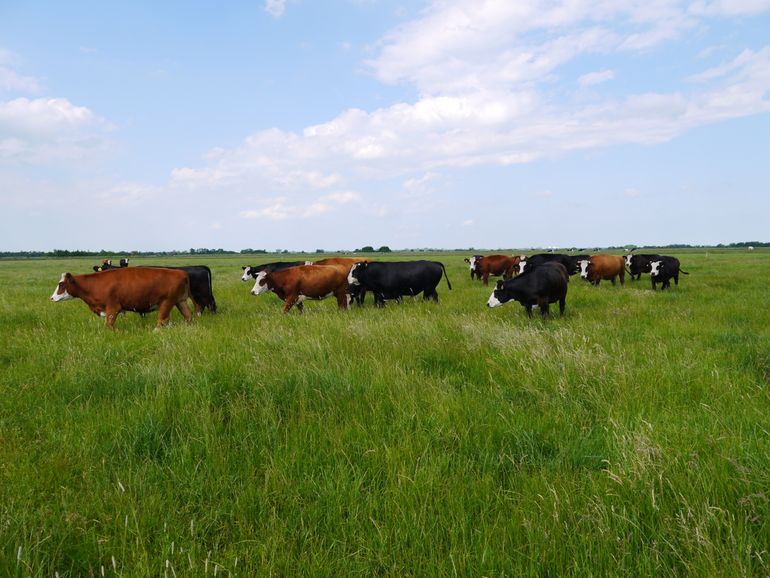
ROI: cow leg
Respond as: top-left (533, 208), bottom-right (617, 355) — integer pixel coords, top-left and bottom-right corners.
top-left (176, 300), bottom-right (193, 322)
top-left (335, 290), bottom-right (348, 310)
top-left (482, 273), bottom-right (489, 286)
top-left (537, 298), bottom-right (549, 318)
top-left (674, 273), bottom-right (679, 286)
top-left (105, 305), bottom-right (121, 329)
top-left (525, 305), bottom-right (533, 318)
top-left (282, 296), bottom-right (298, 314)
top-left (610, 276), bottom-right (616, 286)
top-left (375, 294), bottom-right (385, 308)
top-left (191, 299), bottom-right (203, 316)
top-left (559, 296), bottom-right (566, 316)
top-left (619, 269), bottom-right (625, 285)
top-left (651, 279), bottom-right (657, 290)
top-left (157, 301), bottom-right (174, 328)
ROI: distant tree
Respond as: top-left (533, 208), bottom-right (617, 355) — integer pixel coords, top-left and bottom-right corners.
top-left (315, 249), bottom-right (325, 253)
top-left (377, 246), bottom-right (391, 253)
top-left (359, 246), bottom-right (375, 253)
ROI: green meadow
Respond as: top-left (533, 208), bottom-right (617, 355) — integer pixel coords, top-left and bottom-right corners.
top-left (1, 251), bottom-right (768, 576)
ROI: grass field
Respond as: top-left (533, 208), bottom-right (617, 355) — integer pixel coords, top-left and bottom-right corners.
top-left (1, 251), bottom-right (769, 576)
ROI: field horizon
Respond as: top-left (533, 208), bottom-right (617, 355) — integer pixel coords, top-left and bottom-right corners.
top-left (1, 250), bottom-right (768, 576)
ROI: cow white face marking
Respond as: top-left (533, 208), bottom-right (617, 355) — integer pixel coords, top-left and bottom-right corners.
top-left (518, 260), bottom-right (527, 274)
top-left (649, 261), bottom-right (662, 277)
top-left (487, 290), bottom-right (504, 308)
top-left (305, 261), bottom-right (313, 265)
top-left (240, 267), bottom-right (253, 281)
top-left (251, 271), bottom-right (270, 295)
top-left (625, 255), bottom-right (633, 267)
top-left (578, 260), bottom-right (590, 279)
top-left (50, 273), bottom-right (73, 302)
top-left (347, 263), bottom-right (361, 286)
top-left (468, 256), bottom-right (477, 272)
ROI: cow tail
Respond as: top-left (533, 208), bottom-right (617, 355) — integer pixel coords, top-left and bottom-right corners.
top-left (441, 263), bottom-right (452, 290)
top-left (680, 269), bottom-right (690, 275)
top-left (205, 265), bottom-right (217, 312)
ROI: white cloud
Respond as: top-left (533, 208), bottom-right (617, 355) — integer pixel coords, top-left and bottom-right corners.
top-left (624, 187), bottom-right (641, 197)
top-left (578, 69), bottom-right (615, 87)
top-left (689, 0), bottom-right (770, 16)
top-left (96, 182), bottom-right (162, 206)
top-left (265, 0), bottom-right (286, 18)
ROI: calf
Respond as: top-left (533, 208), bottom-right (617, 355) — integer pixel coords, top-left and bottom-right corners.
top-left (625, 253), bottom-right (661, 280)
top-left (347, 261), bottom-right (452, 307)
top-left (578, 255), bottom-right (626, 286)
top-left (50, 268), bottom-right (192, 329)
top-left (466, 255), bottom-right (520, 285)
top-left (649, 257), bottom-right (688, 290)
top-left (240, 261), bottom-right (310, 281)
top-left (250, 265), bottom-right (350, 313)
top-left (487, 262), bottom-right (568, 318)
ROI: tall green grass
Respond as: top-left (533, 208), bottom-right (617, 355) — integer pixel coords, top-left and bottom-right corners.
top-left (1, 251), bottom-right (768, 576)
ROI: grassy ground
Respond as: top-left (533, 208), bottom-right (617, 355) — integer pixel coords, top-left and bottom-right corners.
top-left (1, 251), bottom-right (768, 576)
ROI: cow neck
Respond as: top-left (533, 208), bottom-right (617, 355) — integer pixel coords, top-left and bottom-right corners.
top-left (68, 274), bottom-right (100, 307)
top-left (266, 275), bottom-right (285, 299)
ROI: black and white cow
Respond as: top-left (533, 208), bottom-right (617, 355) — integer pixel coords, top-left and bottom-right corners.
top-left (93, 258), bottom-right (130, 272)
top-left (347, 261), bottom-right (452, 307)
top-left (240, 261), bottom-right (310, 281)
top-left (649, 257), bottom-right (688, 290)
top-left (625, 253), bottom-right (661, 280)
top-left (487, 262), bottom-right (568, 318)
top-left (516, 253), bottom-right (587, 276)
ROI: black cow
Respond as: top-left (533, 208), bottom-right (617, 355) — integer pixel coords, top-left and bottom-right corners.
top-left (94, 260), bottom-right (216, 314)
top-left (240, 261), bottom-right (309, 281)
top-left (347, 261), bottom-right (452, 307)
top-left (517, 253), bottom-right (587, 276)
top-left (487, 262), bottom-right (568, 318)
top-left (625, 253), bottom-right (661, 280)
top-left (649, 257), bottom-right (689, 290)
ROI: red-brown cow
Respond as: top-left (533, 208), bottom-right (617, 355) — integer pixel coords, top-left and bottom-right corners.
top-left (250, 265), bottom-right (350, 313)
top-left (50, 268), bottom-right (192, 329)
top-left (465, 255), bottom-right (521, 285)
top-left (577, 255), bottom-right (626, 286)
top-left (311, 257), bottom-right (370, 268)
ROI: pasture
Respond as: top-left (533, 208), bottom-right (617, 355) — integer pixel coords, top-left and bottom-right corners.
top-left (1, 251), bottom-right (768, 576)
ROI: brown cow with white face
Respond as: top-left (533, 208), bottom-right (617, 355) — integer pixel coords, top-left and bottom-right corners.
top-left (577, 255), bottom-right (626, 286)
top-left (465, 255), bottom-right (521, 285)
top-left (250, 265), bottom-right (350, 313)
top-left (50, 268), bottom-right (192, 329)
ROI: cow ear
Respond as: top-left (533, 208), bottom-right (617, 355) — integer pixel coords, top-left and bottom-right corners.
top-left (241, 266), bottom-right (247, 270)
top-left (65, 272), bottom-right (73, 280)
top-left (496, 280), bottom-right (504, 289)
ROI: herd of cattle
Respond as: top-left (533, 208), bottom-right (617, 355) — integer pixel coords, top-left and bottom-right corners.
top-left (49, 252), bottom-right (688, 328)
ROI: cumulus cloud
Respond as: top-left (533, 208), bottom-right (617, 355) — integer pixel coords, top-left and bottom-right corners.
top-left (578, 69), bottom-right (615, 87)
top-left (265, 0), bottom-right (286, 18)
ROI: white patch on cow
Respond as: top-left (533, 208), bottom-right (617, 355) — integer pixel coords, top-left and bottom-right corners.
top-left (50, 273), bottom-right (73, 302)
top-left (305, 261), bottom-right (313, 265)
top-left (251, 271), bottom-right (270, 295)
top-left (468, 256), bottom-right (477, 272)
top-left (240, 267), bottom-right (252, 281)
top-left (487, 291), bottom-right (502, 308)
top-left (518, 260), bottom-right (527, 274)
top-left (347, 263), bottom-right (361, 286)
top-left (346, 294), bottom-right (352, 306)
top-left (578, 260), bottom-right (590, 279)
top-left (649, 261), bottom-right (661, 277)
top-left (100, 311), bottom-right (106, 317)
top-left (625, 254), bottom-right (632, 267)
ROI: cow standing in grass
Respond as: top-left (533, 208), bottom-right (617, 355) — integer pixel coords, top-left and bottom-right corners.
top-left (250, 265), bottom-right (351, 313)
top-left (487, 262), bottom-right (568, 318)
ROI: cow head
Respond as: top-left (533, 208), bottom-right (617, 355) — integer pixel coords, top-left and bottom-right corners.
top-left (241, 266), bottom-right (253, 281)
top-left (516, 259), bottom-right (528, 275)
top-left (51, 273), bottom-right (75, 302)
top-left (347, 262), bottom-right (367, 286)
top-left (624, 254), bottom-right (633, 268)
top-left (119, 258), bottom-right (129, 267)
top-left (649, 261), bottom-right (662, 277)
top-left (487, 280), bottom-right (510, 308)
top-left (578, 259), bottom-right (591, 279)
top-left (250, 271), bottom-right (271, 295)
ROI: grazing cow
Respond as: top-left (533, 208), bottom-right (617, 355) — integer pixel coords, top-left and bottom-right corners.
top-left (516, 253), bottom-right (587, 276)
top-left (577, 255), bottom-right (626, 286)
top-left (240, 261), bottom-right (309, 281)
top-left (94, 260), bottom-right (216, 314)
top-left (487, 262), bottom-right (568, 318)
top-left (649, 257), bottom-right (689, 290)
top-left (465, 255), bottom-right (521, 285)
top-left (347, 261), bottom-right (452, 307)
top-left (250, 265), bottom-right (350, 313)
top-left (625, 253), bottom-right (661, 280)
top-left (463, 255), bottom-right (485, 280)
top-left (50, 268), bottom-right (192, 329)
top-left (312, 257), bottom-right (371, 305)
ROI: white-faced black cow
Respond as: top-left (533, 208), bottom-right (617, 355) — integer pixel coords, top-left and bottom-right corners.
top-left (625, 253), bottom-right (662, 280)
top-left (649, 257), bottom-right (688, 290)
top-left (347, 261), bottom-right (452, 307)
top-left (240, 261), bottom-right (310, 281)
top-left (516, 253), bottom-right (587, 276)
top-left (487, 262), bottom-right (568, 318)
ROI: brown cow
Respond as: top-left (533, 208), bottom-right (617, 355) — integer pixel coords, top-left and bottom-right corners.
top-left (465, 255), bottom-right (521, 285)
top-left (50, 268), bottom-right (192, 329)
top-left (250, 265), bottom-right (350, 313)
top-left (312, 257), bottom-right (369, 268)
top-left (577, 255), bottom-right (626, 286)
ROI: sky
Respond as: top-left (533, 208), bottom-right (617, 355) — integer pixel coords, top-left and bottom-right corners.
top-left (1, 0), bottom-right (769, 252)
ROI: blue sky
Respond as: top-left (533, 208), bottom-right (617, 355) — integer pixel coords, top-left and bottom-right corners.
top-left (1, 0), bottom-right (769, 251)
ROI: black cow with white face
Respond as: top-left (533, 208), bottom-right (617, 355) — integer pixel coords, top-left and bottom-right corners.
top-left (240, 261), bottom-right (311, 281)
top-left (649, 256), bottom-right (688, 290)
top-left (516, 253), bottom-right (587, 276)
top-left (93, 258), bottom-right (130, 272)
top-left (625, 253), bottom-right (661, 280)
top-left (487, 262), bottom-right (568, 318)
top-left (347, 261), bottom-right (452, 307)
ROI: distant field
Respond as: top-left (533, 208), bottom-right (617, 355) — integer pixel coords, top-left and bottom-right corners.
top-left (1, 251), bottom-right (768, 576)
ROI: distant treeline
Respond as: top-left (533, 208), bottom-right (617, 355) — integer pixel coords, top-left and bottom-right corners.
top-left (0, 241), bottom-right (767, 259)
